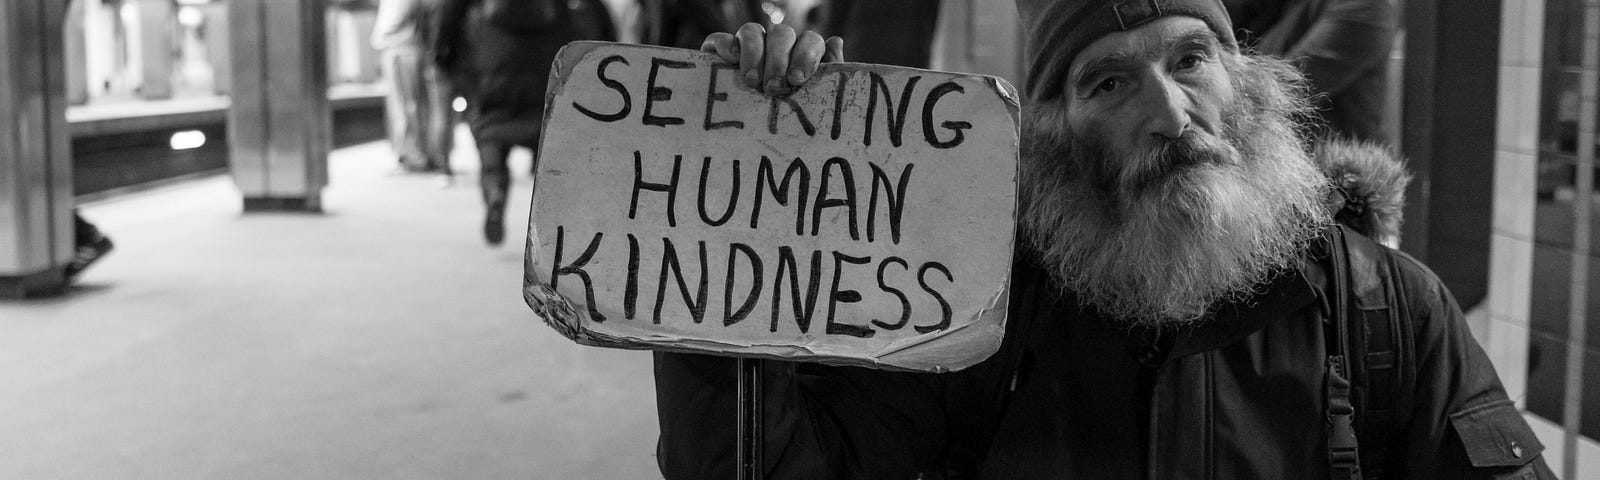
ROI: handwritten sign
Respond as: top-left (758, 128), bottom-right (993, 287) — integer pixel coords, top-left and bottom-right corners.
top-left (524, 42), bottom-right (1018, 372)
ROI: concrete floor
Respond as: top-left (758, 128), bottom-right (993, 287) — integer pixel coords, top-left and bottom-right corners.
top-left (0, 139), bottom-right (664, 479)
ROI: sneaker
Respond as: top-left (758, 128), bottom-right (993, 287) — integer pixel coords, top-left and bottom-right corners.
top-left (64, 235), bottom-right (113, 279)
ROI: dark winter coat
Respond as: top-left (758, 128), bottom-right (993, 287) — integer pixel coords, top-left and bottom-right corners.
top-left (1226, 0), bottom-right (1397, 144)
top-left (652, 142), bottom-right (1554, 479)
top-left (433, 0), bottom-right (615, 146)
top-left (810, 0), bottom-right (941, 68)
top-left (637, 0), bottom-right (761, 50)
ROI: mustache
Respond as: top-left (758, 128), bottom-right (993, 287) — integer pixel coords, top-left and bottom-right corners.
top-left (1111, 132), bottom-right (1236, 198)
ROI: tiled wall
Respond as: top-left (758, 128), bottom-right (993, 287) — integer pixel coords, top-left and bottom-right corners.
top-left (1491, 0), bottom-right (1543, 410)
top-left (1494, 0), bottom-right (1600, 475)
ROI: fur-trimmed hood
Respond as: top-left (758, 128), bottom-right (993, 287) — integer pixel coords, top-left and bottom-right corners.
top-left (1314, 139), bottom-right (1412, 248)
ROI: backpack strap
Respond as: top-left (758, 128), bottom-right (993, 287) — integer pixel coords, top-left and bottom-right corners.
top-left (1324, 227), bottom-right (1362, 480)
top-left (1344, 227), bottom-right (1416, 478)
top-left (1324, 225), bottom-right (1417, 479)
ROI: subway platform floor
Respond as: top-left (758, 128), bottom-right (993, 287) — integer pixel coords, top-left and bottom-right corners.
top-left (0, 137), bottom-right (663, 479)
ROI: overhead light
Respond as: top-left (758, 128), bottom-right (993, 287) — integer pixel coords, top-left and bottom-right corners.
top-left (453, 97), bottom-right (467, 113)
top-left (177, 6), bottom-right (204, 27)
top-left (169, 130), bottom-right (206, 150)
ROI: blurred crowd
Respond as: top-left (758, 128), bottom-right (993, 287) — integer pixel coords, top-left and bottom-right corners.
top-left (374, 0), bottom-right (796, 246)
top-left (368, 0), bottom-right (1396, 246)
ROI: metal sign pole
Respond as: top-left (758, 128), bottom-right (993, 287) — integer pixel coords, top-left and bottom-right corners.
top-left (736, 357), bottom-right (764, 480)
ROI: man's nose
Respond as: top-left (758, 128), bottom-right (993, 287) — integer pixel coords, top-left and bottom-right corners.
top-left (1141, 77), bottom-right (1191, 140)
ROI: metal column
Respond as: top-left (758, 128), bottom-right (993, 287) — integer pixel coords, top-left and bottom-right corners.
top-left (227, 0), bottom-right (330, 212)
top-left (0, 0), bottom-right (75, 298)
top-left (134, 0), bottom-right (175, 100)
top-left (205, 2), bottom-right (232, 96)
top-left (64, 0), bottom-right (88, 106)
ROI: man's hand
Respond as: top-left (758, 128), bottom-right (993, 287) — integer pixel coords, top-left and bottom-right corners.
top-left (701, 23), bottom-right (844, 96)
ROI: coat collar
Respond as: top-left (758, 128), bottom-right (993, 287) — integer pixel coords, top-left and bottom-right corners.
top-left (1164, 258), bottom-right (1322, 359)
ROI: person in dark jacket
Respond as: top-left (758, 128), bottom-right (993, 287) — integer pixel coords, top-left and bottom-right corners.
top-left (807, 0), bottom-right (941, 68)
top-left (1224, 0), bottom-right (1397, 144)
top-left (433, 0), bottom-right (615, 245)
top-left (637, 0), bottom-right (761, 49)
top-left (653, 1), bottom-right (1555, 479)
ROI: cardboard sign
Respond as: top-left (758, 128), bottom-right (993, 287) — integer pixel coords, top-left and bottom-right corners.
top-left (525, 42), bottom-right (1018, 372)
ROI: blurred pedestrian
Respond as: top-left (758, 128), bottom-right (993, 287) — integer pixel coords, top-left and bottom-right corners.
top-left (433, 0), bottom-right (617, 245)
top-left (1225, 0), bottom-right (1398, 144)
top-left (638, 0), bottom-right (761, 49)
top-left (373, 0), bottom-right (456, 179)
top-left (807, 0), bottom-right (940, 68)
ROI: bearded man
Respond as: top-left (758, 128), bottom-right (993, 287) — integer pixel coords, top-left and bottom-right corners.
top-left (652, 1), bottom-right (1553, 478)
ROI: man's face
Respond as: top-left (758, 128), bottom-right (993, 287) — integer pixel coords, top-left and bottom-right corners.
top-left (1064, 16), bottom-right (1234, 199)
top-left (1018, 16), bottom-right (1330, 325)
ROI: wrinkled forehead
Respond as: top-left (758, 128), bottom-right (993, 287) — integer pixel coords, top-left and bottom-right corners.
top-left (1018, 0), bottom-right (1238, 102)
top-left (1066, 16), bottom-right (1221, 83)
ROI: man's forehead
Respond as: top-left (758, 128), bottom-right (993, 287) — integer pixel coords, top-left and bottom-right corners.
top-left (1067, 17), bottom-right (1217, 78)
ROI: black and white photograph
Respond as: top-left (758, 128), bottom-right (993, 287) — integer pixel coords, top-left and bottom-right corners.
top-left (0, 0), bottom-right (1592, 478)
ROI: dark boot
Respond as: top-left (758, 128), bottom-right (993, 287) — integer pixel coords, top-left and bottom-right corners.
top-left (484, 201), bottom-right (506, 245)
top-left (477, 140), bottom-right (512, 246)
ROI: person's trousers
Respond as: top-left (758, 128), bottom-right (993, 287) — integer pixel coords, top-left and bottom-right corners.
top-left (380, 47), bottom-right (455, 171)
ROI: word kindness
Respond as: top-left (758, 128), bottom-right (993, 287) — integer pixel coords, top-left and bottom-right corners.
top-left (526, 42), bottom-right (1017, 371)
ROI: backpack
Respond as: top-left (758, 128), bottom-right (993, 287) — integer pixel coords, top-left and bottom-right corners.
top-left (1322, 225), bottom-right (1414, 480)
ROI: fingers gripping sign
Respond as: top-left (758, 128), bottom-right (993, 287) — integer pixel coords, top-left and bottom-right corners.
top-left (700, 23), bottom-right (843, 96)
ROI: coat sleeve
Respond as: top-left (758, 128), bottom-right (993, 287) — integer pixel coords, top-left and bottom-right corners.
top-left (1283, 0), bottom-right (1397, 97)
top-left (653, 351), bottom-right (952, 480)
top-left (1393, 253), bottom-right (1556, 479)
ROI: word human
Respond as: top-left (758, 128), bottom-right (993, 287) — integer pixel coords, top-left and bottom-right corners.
top-left (628, 151), bottom-right (914, 244)
top-left (571, 55), bottom-right (975, 149)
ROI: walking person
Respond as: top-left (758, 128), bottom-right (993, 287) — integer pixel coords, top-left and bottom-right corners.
top-left (374, 0), bottom-right (456, 178)
top-left (1224, 0), bottom-right (1398, 144)
top-left (434, 0), bottom-right (616, 245)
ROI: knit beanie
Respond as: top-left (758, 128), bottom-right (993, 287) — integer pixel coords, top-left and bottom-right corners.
top-left (1016, 0), bottom-right (1238, 102)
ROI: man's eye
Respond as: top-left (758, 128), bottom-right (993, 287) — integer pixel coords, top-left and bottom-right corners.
top-left (1176, 53), bottom-right (1206, 70)
top-left (1096, 78), bottom-right (1122, 93)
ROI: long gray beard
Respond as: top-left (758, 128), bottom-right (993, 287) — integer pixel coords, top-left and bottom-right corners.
top-left (1018, 53), bottom-right (1332, 327)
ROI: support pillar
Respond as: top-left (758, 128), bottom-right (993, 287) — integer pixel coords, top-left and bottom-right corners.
top-left (204, 2), bottom-right (231, 96)
top-left (135, 0), bottom-right (174, 100)
top-left (1400, 0), bottom-right (1500, 306)
top-left (65, 0), bottom-right (88, 105)
top-left (227, 0), bottom-right (330, 212)
top-left (0, 0), bottom-right (75, 297)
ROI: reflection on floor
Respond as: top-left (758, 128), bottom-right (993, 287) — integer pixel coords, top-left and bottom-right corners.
top-left (0, 136), bottom-right (663, 479)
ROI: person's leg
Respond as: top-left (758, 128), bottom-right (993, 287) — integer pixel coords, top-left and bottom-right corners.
top-left (421, 62), bottom-right (456, 181)
top-left (392, 48), bottom-right (430, 171)
top-left (379, 49), bottom-right (411, 167)
top-left (477, 137), bottom-right (512, 245)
